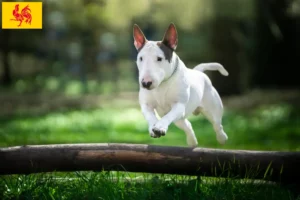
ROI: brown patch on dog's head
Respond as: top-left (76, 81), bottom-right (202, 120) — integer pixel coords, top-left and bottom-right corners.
top-left (156, 23), bottom-right (178, 63)
top-left (157, 42), bottom-right (173, 63)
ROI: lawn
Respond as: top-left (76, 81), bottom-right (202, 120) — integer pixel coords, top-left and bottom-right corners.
top-left (0, 101), bottom-right (299, 199)
top-left (0, 102), bottom-right (299, 150)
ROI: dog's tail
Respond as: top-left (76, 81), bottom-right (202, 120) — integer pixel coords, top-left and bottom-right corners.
top-left (193, 63), bottom-right (229, 76)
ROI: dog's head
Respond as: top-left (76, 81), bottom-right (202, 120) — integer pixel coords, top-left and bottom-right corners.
top-left (133, 23), bottom-right (178, 90)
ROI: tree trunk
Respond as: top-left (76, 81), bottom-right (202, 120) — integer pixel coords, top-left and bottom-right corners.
top-left (1, 30), bottom-right (12, 86)
top-left (209, 0), bottom-right (241, 96)
top-left (254, 0), bottom-right (300, 88)
top-left (0, 143), bottom-right (299, 184)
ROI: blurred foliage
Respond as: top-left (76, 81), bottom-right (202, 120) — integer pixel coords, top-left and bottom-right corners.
top-left (51, 0), bottom-right (150, 30)
top-left (43, 0), bottom-right (255, 30)
top-left (1, 0), bottom-right (300, 94)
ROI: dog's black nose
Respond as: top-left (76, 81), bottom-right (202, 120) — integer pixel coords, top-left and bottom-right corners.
top-left (141, 81), bottom-right (152, 89)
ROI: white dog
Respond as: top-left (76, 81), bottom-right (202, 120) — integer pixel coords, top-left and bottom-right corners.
top-left (133, 23), bottom-right (229, 147)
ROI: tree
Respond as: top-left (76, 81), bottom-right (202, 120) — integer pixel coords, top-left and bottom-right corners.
top-left (1, 30), bottom-right (12, 86)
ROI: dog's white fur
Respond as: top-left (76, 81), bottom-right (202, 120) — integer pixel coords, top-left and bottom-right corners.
top-left (133, 23), bottom-right (228, 147)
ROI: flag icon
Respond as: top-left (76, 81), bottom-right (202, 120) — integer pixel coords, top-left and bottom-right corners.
top-left (2, 2), bottom-right (43, 29)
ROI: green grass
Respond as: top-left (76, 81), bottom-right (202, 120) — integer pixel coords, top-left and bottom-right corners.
top-left (0, 103), bottom-right (299, 150)
top-left (0, 103), bottom-right (299, 199)
top-left (0, 172), bottom-right (296, 200)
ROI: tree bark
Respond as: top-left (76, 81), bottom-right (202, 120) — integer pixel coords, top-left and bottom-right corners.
top-left (0, 143), bottom-right (299, 183)
top-left (1, 30), bottom-right (12, 86)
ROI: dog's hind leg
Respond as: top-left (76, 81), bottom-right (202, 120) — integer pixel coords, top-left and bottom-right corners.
top-left (174, 119), bottom-right (198, 147)
top-left (201, 88), bottom-right (228, 145)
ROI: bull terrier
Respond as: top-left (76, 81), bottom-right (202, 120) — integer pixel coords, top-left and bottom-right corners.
top-left (133, 23), bottom-right (229, 147)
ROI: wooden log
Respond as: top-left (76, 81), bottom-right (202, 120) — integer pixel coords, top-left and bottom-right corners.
top-left (0, 143), bottom-right (299, 183)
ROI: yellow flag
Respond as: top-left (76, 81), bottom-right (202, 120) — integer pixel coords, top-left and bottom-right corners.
top-left (2, 2), bottom-right (42, 29)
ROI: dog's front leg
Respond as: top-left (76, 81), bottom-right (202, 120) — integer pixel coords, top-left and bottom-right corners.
top-left (140, 104), bottom-right (160, 138)
top-left (152, 103), bottom-right (185, 137)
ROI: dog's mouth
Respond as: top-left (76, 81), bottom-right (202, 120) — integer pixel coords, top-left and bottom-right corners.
top-left (141, 85), bottom-right (154, 90)
top-left (140, 82), bottom-right (156, 90)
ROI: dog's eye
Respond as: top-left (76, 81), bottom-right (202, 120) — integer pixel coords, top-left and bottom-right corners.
top-left (139, 57), bottom-right (143, 61)
top-left (157, 57), bottom-right (162, 62)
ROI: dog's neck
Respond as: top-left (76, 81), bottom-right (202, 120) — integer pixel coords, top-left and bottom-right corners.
top-left (162, 55), bottom-right (179, 83)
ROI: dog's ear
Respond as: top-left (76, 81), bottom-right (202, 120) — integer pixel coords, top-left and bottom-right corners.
top-left (162, 23), bottom-right (178, 50)
top-left (133, 24), bottom-right (147, 51)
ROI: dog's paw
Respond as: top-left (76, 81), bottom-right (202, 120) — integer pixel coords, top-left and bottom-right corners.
top-left (187, 137), bottom-right (198, 148)
top-left (152, 122), bottom-right (168, 137)
top-left (217, 132), bottom-right (228, 145)
top-left (149, 126), bottom-right (160, 138)
top-left (152, 127), bottom-right (167, 137)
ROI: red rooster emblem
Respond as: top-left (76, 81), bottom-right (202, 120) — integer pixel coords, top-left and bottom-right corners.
top-left (10, 4), bottom-right (32, 27)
